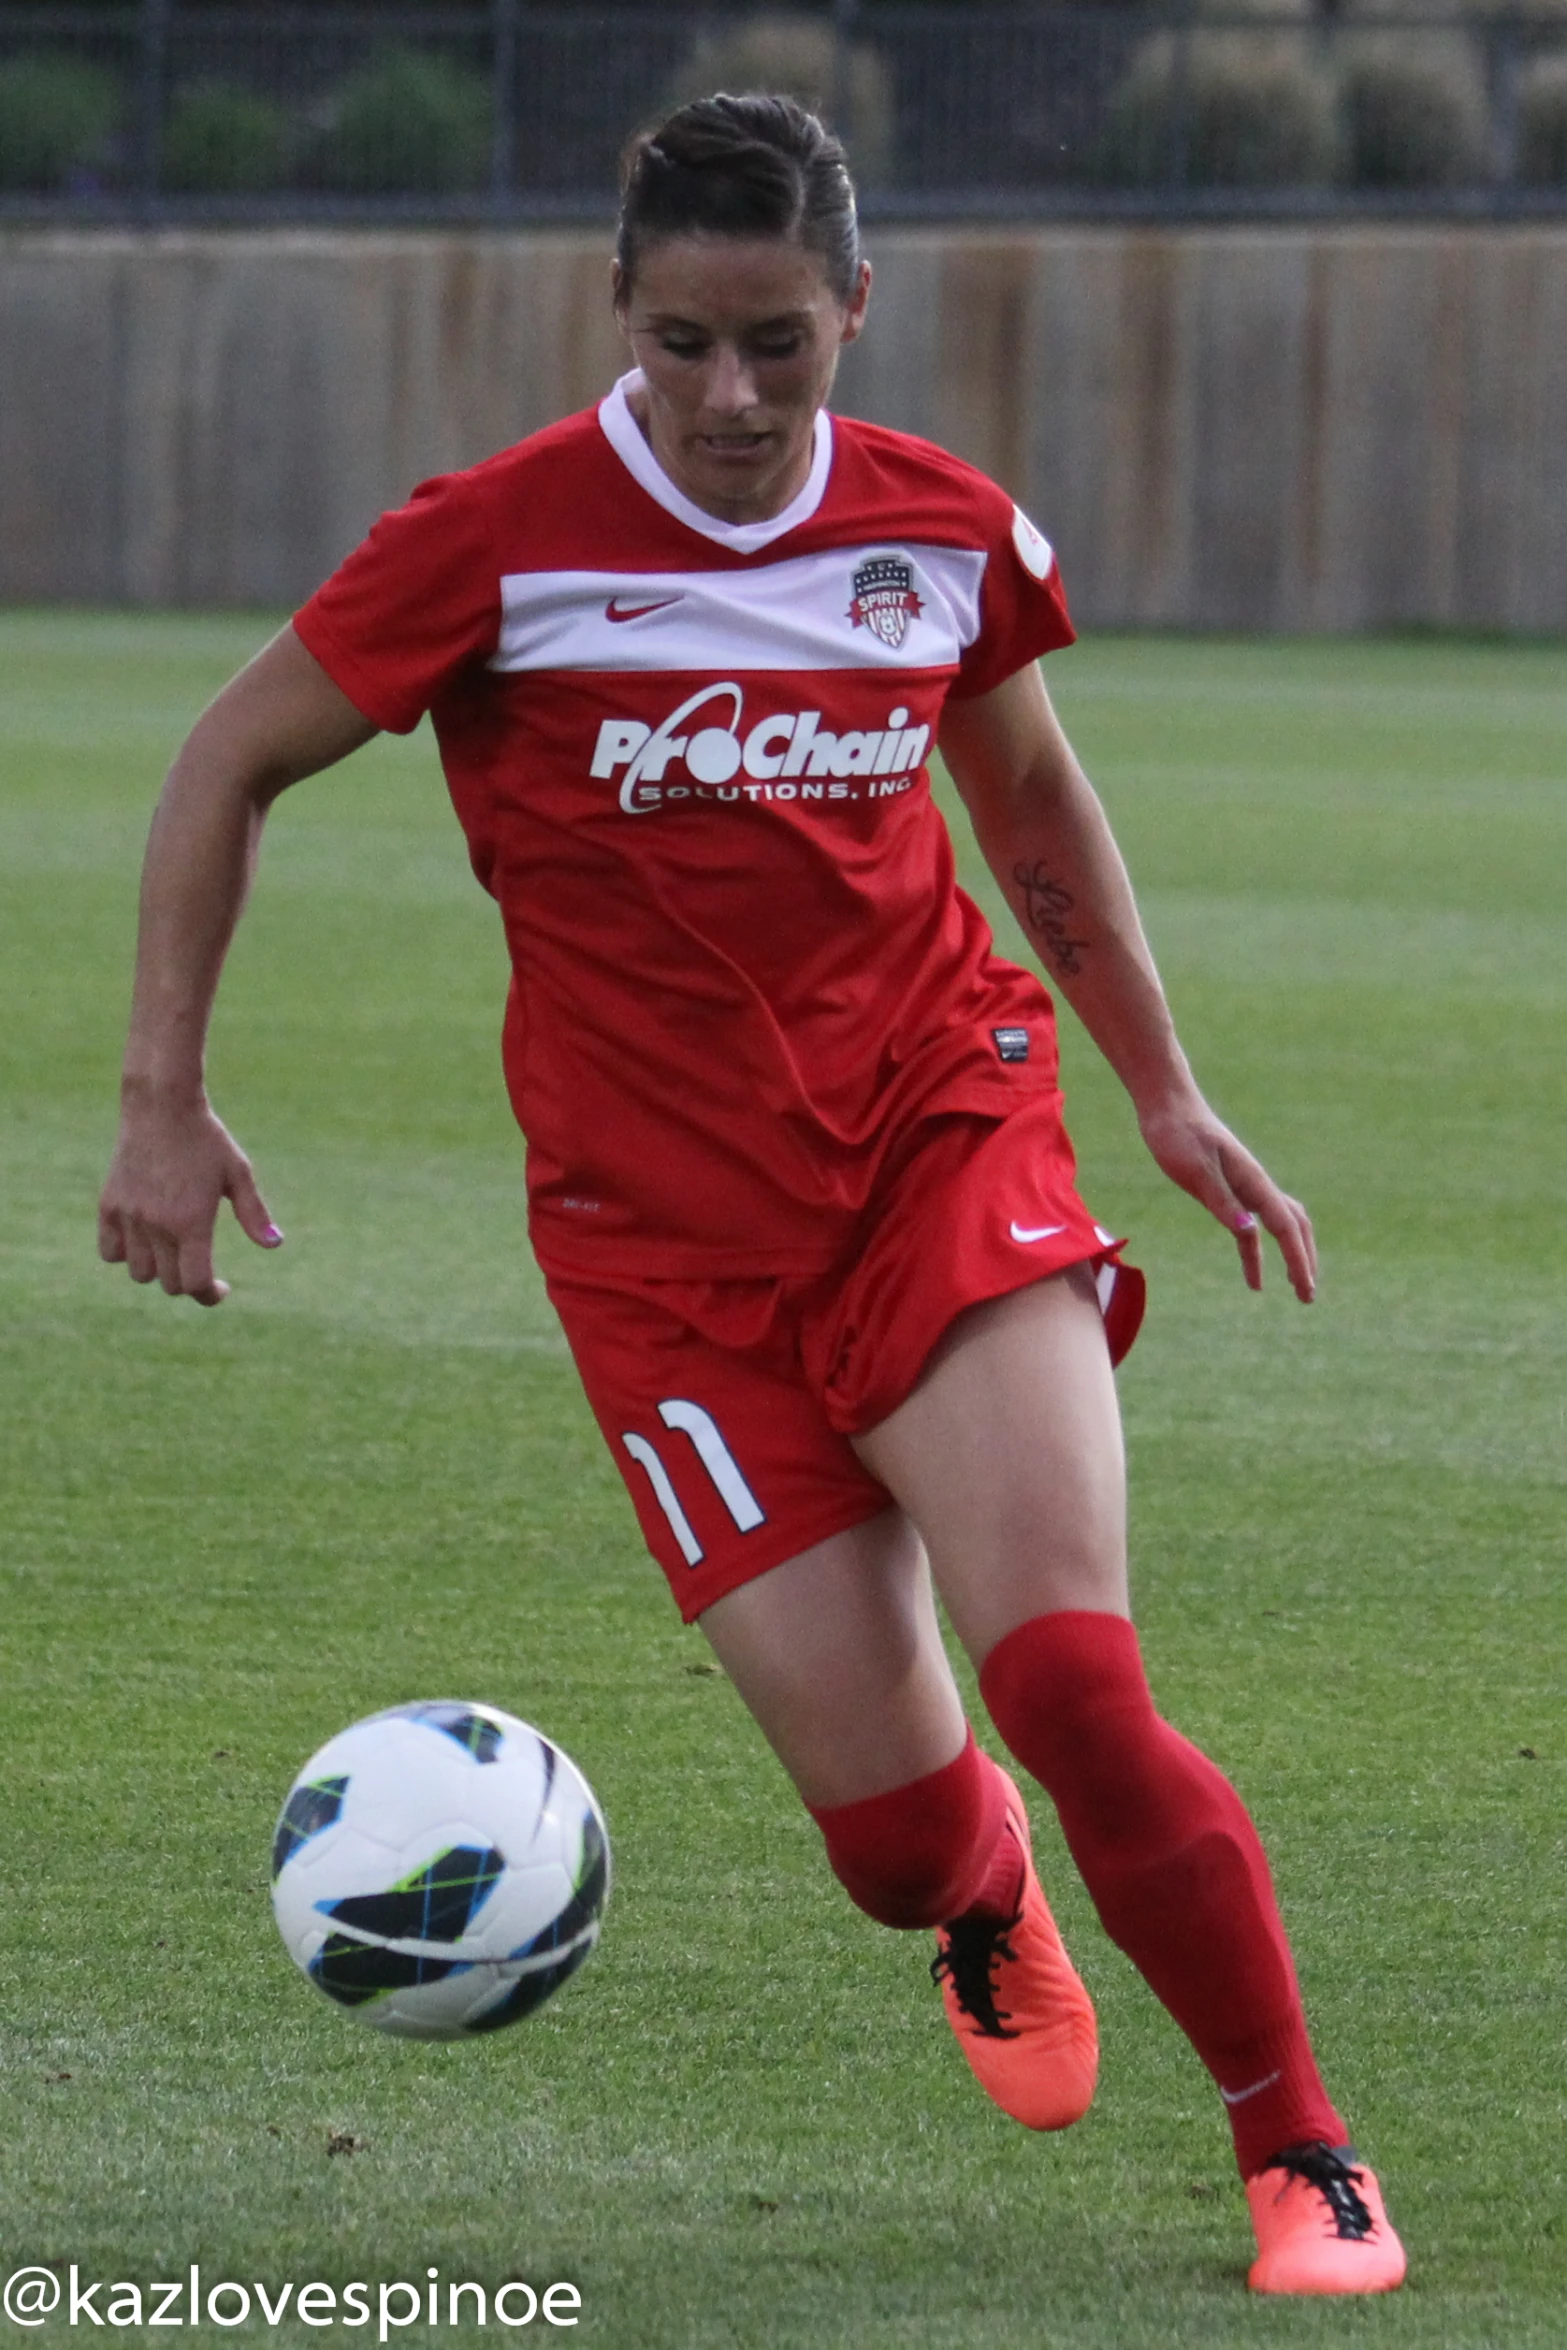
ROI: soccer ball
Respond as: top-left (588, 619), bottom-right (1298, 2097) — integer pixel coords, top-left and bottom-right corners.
top-left (270, 1701), bottom-right (610, 2040)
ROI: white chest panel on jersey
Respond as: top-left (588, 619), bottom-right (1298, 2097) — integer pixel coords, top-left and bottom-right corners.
top-left (489, 544), bottom-right (988, 676)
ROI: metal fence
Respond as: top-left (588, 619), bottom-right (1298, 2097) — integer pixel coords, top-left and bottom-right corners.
top-left (2, 1), bottom-right (1566, 220)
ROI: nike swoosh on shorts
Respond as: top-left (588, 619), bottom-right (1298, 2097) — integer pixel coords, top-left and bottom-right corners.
top-left (1009, 1221), bottom-right (1067, 1244)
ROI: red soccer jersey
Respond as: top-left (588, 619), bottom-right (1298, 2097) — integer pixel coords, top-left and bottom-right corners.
top-left (294, 372), bottom-right (1077, 1277)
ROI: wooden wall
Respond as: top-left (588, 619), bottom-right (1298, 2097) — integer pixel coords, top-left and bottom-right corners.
top-left (3, 225), bottom-right (1565, 630)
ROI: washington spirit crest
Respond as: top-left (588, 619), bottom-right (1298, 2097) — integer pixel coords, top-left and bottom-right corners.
top-left (848, 555), bottom-right (923, 649)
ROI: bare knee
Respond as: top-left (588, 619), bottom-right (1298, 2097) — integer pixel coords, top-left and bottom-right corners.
top-left (852, 1273), bottom-right (1130, 1661)
top-left (698, 1510), bottom-right (968, 1808)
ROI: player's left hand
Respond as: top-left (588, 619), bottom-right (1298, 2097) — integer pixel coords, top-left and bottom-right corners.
top-left (1136, 1094), bottom-right (1316, 1302)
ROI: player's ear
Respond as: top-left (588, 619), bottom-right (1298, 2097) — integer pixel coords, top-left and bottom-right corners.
top-left (610, 258), bottom-right (630, 327)
top-left (840, 259), bottom-right (872, 346)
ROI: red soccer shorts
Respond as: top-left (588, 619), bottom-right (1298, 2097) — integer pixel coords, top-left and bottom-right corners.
top-left (545, 1102), bottom-right (1145, 1622)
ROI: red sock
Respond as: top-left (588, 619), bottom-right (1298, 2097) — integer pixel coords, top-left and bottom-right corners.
top-left (807, 1728), bottom-right (1014, 1930)
top-left (980, 1610), bottom-right (1345, 2176)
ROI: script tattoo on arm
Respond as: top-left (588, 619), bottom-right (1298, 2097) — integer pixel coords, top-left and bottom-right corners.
top-left (1012, 859), bottom-right (1092, 977)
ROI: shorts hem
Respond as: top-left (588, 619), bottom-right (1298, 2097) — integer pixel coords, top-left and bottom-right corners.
top-left (826, 1239), bottom-right (1146, 1437)
top-left (671, 1494), bottom-right (896, 1625)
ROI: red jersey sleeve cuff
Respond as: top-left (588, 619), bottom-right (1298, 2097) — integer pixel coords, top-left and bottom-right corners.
top-left (291, 604), bottom-right (426, 735)
top-left (945, 616), bottom-right (1076, 700)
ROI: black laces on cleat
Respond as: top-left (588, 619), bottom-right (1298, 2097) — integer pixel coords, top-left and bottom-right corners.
top-left (1263, 2142), bottom-right (1375, 2240)
top-left (931, 1911), bottom-right (1023, 2039)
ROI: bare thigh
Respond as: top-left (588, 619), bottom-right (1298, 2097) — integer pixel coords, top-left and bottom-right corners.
top-left (697, 1508), bottom-right (968, 1809)
top-left (852, 1266), bottom-right (1129, 1667)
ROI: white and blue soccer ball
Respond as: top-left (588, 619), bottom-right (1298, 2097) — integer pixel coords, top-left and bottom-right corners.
top-left (270, 1701), bottom-right (610, 2041)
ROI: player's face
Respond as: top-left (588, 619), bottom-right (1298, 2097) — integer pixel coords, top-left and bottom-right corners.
top-left (615, 236), bottom-right (871, 525)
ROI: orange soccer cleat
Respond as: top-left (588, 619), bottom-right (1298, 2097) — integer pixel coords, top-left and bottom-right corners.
top-left (930, 1772), bottom-right (1098, 2131)
top-left (1246, 2142), bottom-right (1407, 2295)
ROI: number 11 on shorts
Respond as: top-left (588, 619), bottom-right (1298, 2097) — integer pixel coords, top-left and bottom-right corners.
top-left (621, 1398), bottom-right (766, 1566)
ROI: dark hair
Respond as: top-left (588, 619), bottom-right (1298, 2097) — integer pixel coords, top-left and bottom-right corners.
top-left (616, 94), bottom-right (860, 303)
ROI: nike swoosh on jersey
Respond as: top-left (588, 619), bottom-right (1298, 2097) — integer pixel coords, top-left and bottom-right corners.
top-left (1009, 1221), bottom-right (1067, 1244)
top-left (605, 596), bottom-right (682, 622)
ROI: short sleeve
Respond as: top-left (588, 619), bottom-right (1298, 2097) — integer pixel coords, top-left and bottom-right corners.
top-left (948, 503), bottom-right (1076, 701)
top-left (293, 472), bottom-right (500, 735)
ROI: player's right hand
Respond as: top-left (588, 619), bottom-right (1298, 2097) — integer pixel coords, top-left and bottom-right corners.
top-left (97, 1096), bottom-right (282, 1306)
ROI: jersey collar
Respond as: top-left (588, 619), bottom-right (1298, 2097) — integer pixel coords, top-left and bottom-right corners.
top-left (598, 369), bottom-right (834, 553)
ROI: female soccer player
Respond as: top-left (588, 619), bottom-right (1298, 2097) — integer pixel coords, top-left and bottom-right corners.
top-left (99, 95), bottom-right (1404, 2294)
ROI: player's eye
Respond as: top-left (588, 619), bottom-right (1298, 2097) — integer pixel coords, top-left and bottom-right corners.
top-left (657, 334), bottom-right (708, 358)
top-left (749, 333), bottom-right (805, 359)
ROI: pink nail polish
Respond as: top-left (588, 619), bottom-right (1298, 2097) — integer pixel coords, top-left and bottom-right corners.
top-left (263, 1224), bottom-right (284, 1245)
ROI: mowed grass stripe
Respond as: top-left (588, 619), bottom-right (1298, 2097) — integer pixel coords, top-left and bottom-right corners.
top-left (0, 615), bottom-right (1562, 2347)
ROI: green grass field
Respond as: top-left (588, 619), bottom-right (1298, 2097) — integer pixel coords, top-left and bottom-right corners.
top-left (1, 614), bottom-right (1562, 2348)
